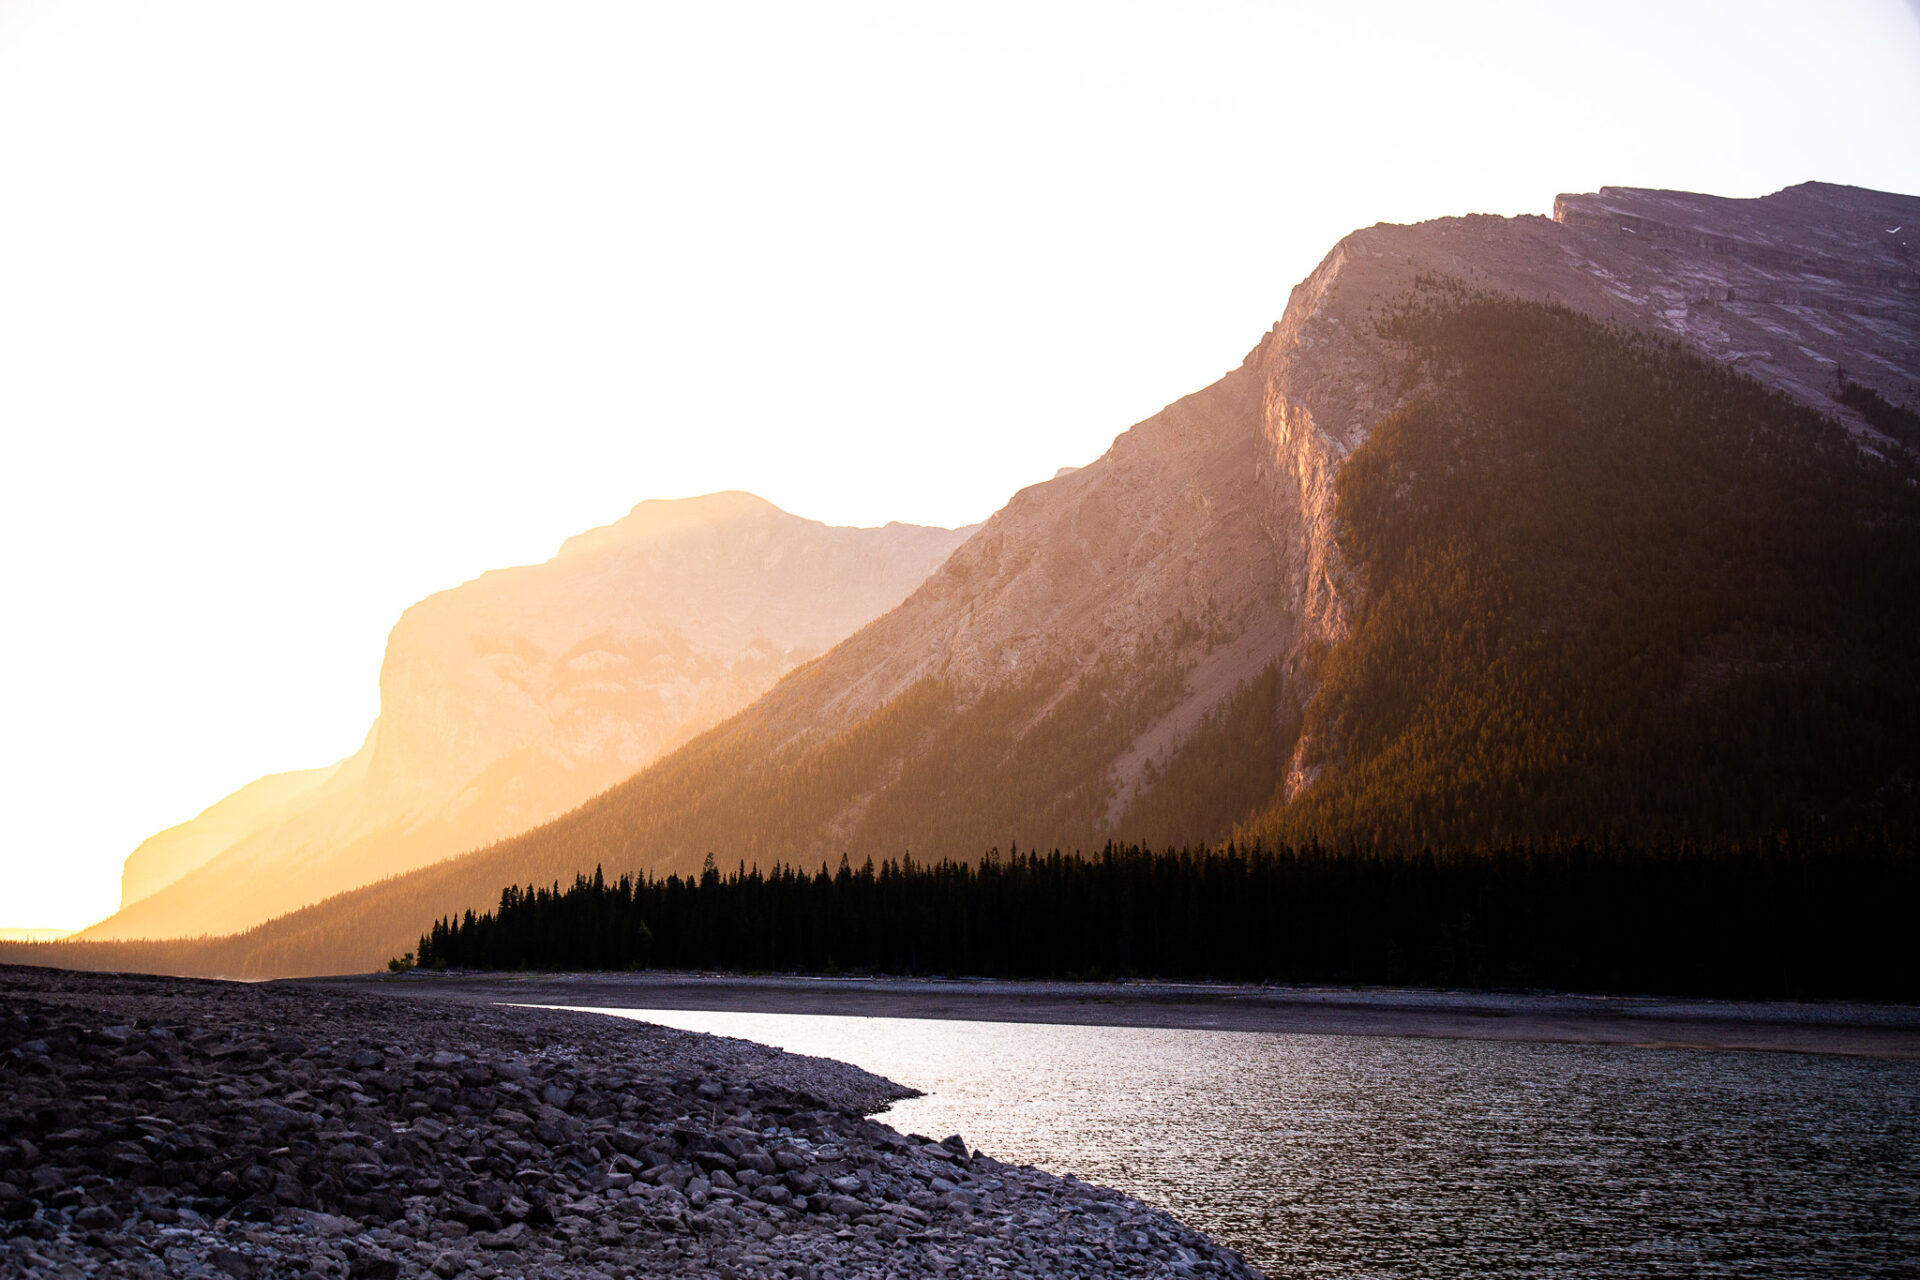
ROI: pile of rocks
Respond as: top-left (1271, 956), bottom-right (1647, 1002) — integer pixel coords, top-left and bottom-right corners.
top-left (1, 966), bottom-right (1261, 1278)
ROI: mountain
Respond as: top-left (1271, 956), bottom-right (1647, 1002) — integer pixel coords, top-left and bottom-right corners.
top-left (22, 181), bottom-right (1918, 978)
top-left (119, 765), bottom-right (339, 908)
top-left (386, 181), bottom-right (1917, 865)
top-left (80, 493), bottom-right (973, 941)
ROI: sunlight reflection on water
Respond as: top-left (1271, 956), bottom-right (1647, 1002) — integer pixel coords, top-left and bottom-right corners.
top-left (571, 1007), bottom-right (1919, 1278)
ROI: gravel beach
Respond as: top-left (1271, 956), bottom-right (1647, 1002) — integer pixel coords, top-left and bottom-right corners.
top-left (0, 966), bottom-right (1261, 1279)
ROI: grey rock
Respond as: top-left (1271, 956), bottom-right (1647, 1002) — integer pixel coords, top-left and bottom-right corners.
top-left (209, 1247), bottom-right (256, 1278)
top-left (472, 1222), bottom-right (526, 1250)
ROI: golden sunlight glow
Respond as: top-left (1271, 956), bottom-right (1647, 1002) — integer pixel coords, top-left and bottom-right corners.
top-left (1, 0), bottom-right (1918, 929)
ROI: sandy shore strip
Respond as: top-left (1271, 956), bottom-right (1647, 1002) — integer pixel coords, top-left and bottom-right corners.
top-left (300, 971), bottom-right (1920, 1060)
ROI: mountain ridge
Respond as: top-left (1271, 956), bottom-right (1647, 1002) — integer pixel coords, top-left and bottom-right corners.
top-left (85, 495), bottom-right (975, 941)
top-left (33, 179), bottom-right (1920, 976)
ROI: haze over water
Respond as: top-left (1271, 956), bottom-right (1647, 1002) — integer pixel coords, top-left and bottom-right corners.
top-left (581, 1009), bottom-right (1918, 1278)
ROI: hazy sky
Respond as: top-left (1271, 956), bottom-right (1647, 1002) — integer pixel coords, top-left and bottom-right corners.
top-left (4, 1), bottom-right (1918, 931)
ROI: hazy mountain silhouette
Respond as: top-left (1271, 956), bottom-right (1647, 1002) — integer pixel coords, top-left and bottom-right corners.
top-left (80, 493), bottom-right (973, 941)
top-left (118, 765), bottom-right (340, 909)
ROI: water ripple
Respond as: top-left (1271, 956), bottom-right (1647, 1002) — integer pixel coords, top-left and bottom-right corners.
top-left (581, 1008), bottom-right (1919, 1278)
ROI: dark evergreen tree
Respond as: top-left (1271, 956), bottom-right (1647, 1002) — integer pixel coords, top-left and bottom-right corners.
top-left (409, 834), bottom-right (1918, 1000)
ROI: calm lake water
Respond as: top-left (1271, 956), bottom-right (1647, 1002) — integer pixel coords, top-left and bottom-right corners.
top-left (575, 1007), bottom-right (1918, 1278)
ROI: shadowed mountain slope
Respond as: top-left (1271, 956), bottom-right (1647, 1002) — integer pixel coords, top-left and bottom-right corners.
top-left (81, 493), bottom-right (972, 941)
top-left (19, 181), bottom-right (1919, 978)
top-left (1234, 286), bottom-right (1916, 848)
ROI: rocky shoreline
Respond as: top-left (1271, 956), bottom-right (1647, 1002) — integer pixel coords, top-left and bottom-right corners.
top-left (0, 965), bottom-right (1261, 1279)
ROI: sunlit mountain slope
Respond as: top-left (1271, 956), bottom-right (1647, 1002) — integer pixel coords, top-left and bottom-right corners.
top-left (80, 493), bottom-right (972, 941)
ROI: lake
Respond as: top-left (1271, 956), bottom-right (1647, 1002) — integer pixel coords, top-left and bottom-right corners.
top-left (570, 1007), bottom-right (1918, 1278)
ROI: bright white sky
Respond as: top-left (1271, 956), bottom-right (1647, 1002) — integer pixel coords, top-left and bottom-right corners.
top-left (3, 1), bottom-right (1918, 931)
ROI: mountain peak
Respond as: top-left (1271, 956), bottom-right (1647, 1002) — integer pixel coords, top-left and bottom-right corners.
top-left (556, 490), bottom-right (788, 559)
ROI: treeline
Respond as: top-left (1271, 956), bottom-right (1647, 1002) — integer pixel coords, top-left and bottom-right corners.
top-left (1835, 370), bottom-right (1920, 449)
top-left (414, 834), bottom-right (1918, 1000)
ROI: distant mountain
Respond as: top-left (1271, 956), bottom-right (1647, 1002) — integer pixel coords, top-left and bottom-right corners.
top-left (79, 493), bottom-right (973, 941)
top-left (26, 181), bottom-right (1919, 978)
top-left (119, 765), bottom-right (339, 909)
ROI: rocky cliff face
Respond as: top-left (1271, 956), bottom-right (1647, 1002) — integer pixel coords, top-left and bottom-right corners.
top-left (87, 494), bottom-right (973, 940)
top-left (1551, 183), bottom-right (1918, 426)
